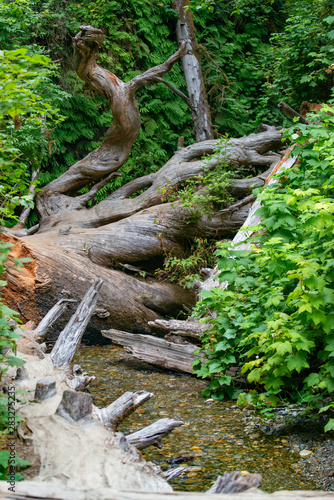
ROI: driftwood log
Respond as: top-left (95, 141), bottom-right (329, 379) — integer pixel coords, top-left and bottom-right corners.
top-left (102, 328), bottom-right (203, 373)
top-left (2, 283), bottom-right (268, 498)
top-left (5, 283), bottom-right (189, 495)
top-left (127, 418), bottom-right (184, 450)
top-left (3, 481), bottom-right (334, 500)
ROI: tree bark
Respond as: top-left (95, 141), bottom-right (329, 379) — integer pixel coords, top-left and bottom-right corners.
top-left (173, 0), bottom-right (214, 141)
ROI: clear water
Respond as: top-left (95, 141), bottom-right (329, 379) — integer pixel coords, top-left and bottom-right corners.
top-left (75, 345), bottom-right (315, 493)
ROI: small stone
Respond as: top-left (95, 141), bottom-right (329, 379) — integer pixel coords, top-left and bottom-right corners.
top-left (300, 449), bottom-right (313, 458)
top-left (34, 377), bottom-right (56, 401)
top-left (205, 398), bottom-right (214, 404)
top-left (281, 439), bottom-right (288, 444)
top-left (250, 433), bottom-right (260, 440)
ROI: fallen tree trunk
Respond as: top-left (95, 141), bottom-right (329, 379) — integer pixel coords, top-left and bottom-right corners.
top-left (102, 329), bottom-right (203, 373)
top-left (173, 0), bottom-right (213, 141)
top-left (145, 150), bottom-right (298, 373)
top-left (3, 26), bottom-right (284, 342)
top-left (51, 279), bottom-right (103, 367)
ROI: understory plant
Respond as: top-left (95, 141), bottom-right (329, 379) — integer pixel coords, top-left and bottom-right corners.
top-left (193, 104), bottom-right (334, 431)
top-left (156, 237), bottom-right (216, 289)
top-left (157, 137), bottom-right (234, 288)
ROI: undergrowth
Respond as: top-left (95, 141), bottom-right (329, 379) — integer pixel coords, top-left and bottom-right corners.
top-left (192, 105), bottom-right (334, 431)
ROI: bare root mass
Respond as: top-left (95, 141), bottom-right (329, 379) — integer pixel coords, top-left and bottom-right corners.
top-left (4, 26), bottom-right (284, 340)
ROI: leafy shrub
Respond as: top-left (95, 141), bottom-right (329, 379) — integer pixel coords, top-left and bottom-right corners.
top-left (193, 104), bottom-right (334, 431)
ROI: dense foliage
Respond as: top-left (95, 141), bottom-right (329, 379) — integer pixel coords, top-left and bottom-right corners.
top-left (193, 108), bottom-right (334, 429)
top-left (4, 0), bottom-right (333, 223)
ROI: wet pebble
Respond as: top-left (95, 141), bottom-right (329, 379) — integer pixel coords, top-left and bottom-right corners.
top-left (300, 450), bottom-right (313, 458)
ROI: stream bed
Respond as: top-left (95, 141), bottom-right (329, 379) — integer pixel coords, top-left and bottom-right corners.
top-left (75, 345), bottom-right (316, 493)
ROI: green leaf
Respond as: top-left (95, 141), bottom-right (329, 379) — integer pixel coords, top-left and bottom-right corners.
top-left (286, 353), bottom-right (310, 373)
top-left (0, 451), bottom-right (9, 469)
top-left (324, 419), bottom-right (334, 432)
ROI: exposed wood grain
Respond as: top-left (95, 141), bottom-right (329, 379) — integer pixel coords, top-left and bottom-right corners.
top-left (50, 279), bottom-right (103, 367)
top-left (102, 329), bottom-right (203, 373)
top-left (93, 390), bottom-right (154, 430)
top-left (1, 481), bottom-right (333, 500)
top-left (126, 418), bottom-right (184, 450)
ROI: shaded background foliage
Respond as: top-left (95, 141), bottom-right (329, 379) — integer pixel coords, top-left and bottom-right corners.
top-left (2, 0), bottom-right (333, 226)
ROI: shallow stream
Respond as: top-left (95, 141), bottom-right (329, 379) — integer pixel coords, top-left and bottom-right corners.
top-left (75, 345), bottom-right (315, 493)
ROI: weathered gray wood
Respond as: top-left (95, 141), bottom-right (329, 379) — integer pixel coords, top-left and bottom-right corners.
top-left (55, 390), bottom-right (93, 422)
top-left (32, 298), bottom-right (77, 340)
top-left (43, 127), bottom-right (282, 230)
top-left (93, 390), bottom-right (154, 430)
top-left (102, 329), bottom-right (203, 374)
top-left (3, 481), bottom-right (334, 500)
top-left (34, 377), bottom-right (56, 401)
top-left (15, 366), bottom-right (29, 381)
top-left (67, 364), bottom-right (95, 391)
top-left (278, 101), bottom-right (309, 124)
top-left (148, 318), bottom-right (207, 340)
top-left (68, 374), bottom-right (95, 391)
top-left (173, 0), bottom-right (213, 141)
top-left (126, 418), bottom-right (184, 450)
top-left (162, 467), bottom-right (186, 481)
top-left (51, 279), bottom-right (103, 367)
top-left (206, 471), bottom-right (262, 494)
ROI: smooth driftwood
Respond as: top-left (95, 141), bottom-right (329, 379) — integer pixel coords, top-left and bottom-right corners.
top-left (36, 26), bottom-right (187, 221)
top-left (93, 390), bottom-right (154, 430)
top-left (51, 279), bottom-right (103, 367)
top-left (5, 303), bottom-right (174, 495)
top-left (148, 318), bottom-right (207, 340)
top-left (173, 0), bottom-right (213, 141)
top-left (31, 298), bottom-right (77, 341)
top-left (102, 329), bottom-right (203, 374)
top-left (35, 127), bottom-right (282, 231)
top-left (2, 483), bottom-right (334, 500)
top-left (126, 418), bottom-right (184, 450)
top-left (206, 471), bottom-right (262, 494)
top-left (162, 467), bottom-right (187, 481)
